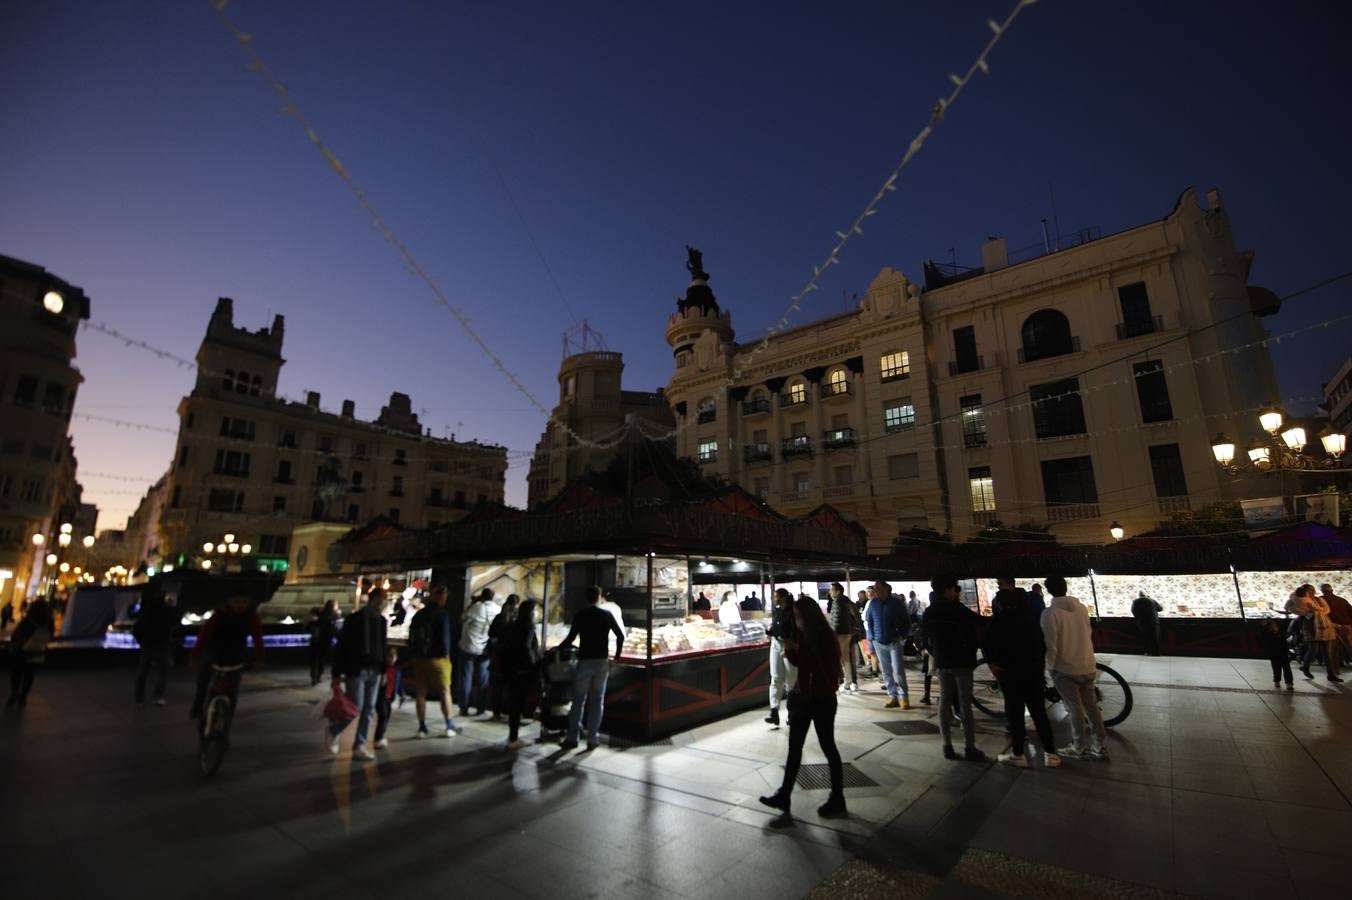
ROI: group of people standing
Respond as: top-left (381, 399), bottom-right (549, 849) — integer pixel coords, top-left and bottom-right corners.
top-left (1276, 582), bottom-right (1350, 685)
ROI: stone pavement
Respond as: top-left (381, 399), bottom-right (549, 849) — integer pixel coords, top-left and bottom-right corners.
top-left (2, 654), bottom-right (1349, 899)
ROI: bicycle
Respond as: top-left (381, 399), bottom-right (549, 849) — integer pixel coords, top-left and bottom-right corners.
top-left (970, 658), bottom-right (1133, 728)
top-left (199, 664), bottom-right (245, 776)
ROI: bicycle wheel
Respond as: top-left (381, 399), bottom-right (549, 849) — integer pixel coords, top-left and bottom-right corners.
top-left (1094, 663), bottom-right (1133, 728)
top-left (199, 698), bottom-right (232, 776)
top-left (970, 659), bottom-right (1005, 719)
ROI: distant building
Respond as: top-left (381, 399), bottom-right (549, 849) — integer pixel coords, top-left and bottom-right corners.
top-left (150, 298), bottom-right (508, 572)
top-left (1323, 356), bottom-right (1352, 433)
top-left (527, 350), bottom-right (673, 508)
top-left (664, 189), bottom-right (1289, 548)
top-left (0, 254), bottom-right (91, 609)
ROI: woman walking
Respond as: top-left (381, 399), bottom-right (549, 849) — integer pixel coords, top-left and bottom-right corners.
top-left (505, 599), bottom-right (542, 750)
top-left (759, 592), bottom-right (846, 822)
top-left (8, 599), bottom-right (54, 708)
top-left (488, 594), bottom-right (521, 721)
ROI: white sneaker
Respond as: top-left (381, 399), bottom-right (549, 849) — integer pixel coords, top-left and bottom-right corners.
top-left (997, 750), bottom-right (1029, 768)
top-left (848, 682), bottom-right (858, 693)
top-left (354, 745), bottom-right (376, 761)
top-left (374, 737), bottom-right (389, 749)
top-left (1057, 746), bottom-right (1086, 759)
top-left (443, 727), bottom-right (457, 738)
top-left (327, 732), bottom-right (341, 755)
top-left (1042, 752), bottom-right (1062, 768)
top-left (1088, 745), bottom-right (1109, 760)
top-left (415, 725), bottom-right (429, 739)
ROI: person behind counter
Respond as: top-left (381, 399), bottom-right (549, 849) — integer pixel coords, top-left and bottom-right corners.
top-left (559, 585), bottom-right (625, 751)
top-left (718, 591), bottom-right (743, 625)
top-left (691, 592), bottom-right (712, 613)
top-left (741, 592), bottom-right (764, 612)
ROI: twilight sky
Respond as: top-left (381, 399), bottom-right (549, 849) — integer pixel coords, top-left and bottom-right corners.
top-left (3, 1), bottom-right (1350, 529)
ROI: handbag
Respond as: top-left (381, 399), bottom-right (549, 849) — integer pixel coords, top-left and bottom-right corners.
top-left (323, 683), bottom-right (358, 728)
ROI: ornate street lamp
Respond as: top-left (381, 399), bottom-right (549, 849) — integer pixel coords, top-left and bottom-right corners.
top-left (1212, 411), bottom-right (1346, 476)
top-left (1109, 521), bottom-right (1125, 541)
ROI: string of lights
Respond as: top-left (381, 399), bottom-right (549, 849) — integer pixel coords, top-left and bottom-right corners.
top-left (727, 0), bottom-right (1040, 384)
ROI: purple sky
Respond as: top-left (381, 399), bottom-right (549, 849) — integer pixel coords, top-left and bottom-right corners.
top-left (4, 1), bottom-right (1350, 529)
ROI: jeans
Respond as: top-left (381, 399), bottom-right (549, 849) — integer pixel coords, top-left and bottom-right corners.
top-left (998, 670), bottom-right (1055, 755)
top-left (1052, 670), bottom-right (1106, 752)
top-left (458, 651), bottom-right (490, 713)
top-left (768, 638), bottom-right (797, 710)
top-left (874, 641), bottom-right (908, 700)
top-left (332, 668), bottom-right (382, 748)
top-left (1135, 618), bottom-right (1160, 656)
top-left (1269, 656), bottom-right (1293, 685)
top-left (375, 694), bottom-right (392, 742)
top-left (777, 692), bottom-right (842, 802)
top-left (134, 643), bottom-right (172, 702)
top-left (835, 635), bottom-right (856, 685)
top-left (937, 666), bottom-right (976, 749)
top-left (567, 658), bottom-right (610, 745)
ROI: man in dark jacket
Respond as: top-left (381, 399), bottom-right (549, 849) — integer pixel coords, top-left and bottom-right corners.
top-left (865, 582), bottom-right (910, 709)
top-left (409, 584), bottom-right (457, 738)
top-left (190, 595), bottom-right (264, 720)
top-left (983, 582), bottom-right (1058, 768)
top-left (327, 588), bottom-right (390, 760)
top-left (921, 575), bottom-right (985, 761)
top-left (133, 585), bottom-right (178, 705)
top-left (1130, 592), bottom-right (1163, 656)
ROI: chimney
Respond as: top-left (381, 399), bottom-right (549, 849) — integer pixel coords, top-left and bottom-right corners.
top-left (341, 399), bottom-right (355, 418)
top-left (980, 237), bottom-right (1008, 272)
top-left (306, 391), bottom-right (320, 410)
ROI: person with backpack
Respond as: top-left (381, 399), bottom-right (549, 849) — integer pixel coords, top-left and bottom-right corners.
top-left (865, 581), bottom-right (911, 709)
top-left (408, 584), bottom-right (458, 738)
top-left (8, 599), bottom-right (54, 708)
top-left (327, 588), bottom-right (390, 760)
top-left (132, 585), bottom-right (179, 705)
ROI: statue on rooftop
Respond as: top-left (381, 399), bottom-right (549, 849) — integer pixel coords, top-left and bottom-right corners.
top-left (685, 245), bottom-right (709, 282)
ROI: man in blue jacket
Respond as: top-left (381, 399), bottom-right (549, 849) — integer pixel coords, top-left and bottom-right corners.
top-left (865, 581), bottom-right (911, 709)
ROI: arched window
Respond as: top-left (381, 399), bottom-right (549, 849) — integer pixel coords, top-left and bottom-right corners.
top-left (696, 397), bottom-right (717, 424)
top-left (786, 380), bottom-right (807, 406)
top-left (250, 375), bottom-right (262, 397)
top-left (235, 370), bottom-right (250, 394)
top-left (826, 368), bottom-right (849, 396)
top-left (222, 368), bottom-right (235, 390)
top-left (1020, 310), bottom-right (1076, 362)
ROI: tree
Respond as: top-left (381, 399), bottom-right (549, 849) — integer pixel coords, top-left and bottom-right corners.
top-left (1143, 500), bottom-right (1244, 537)
top-left (891, 527), bottom-right (951, 553)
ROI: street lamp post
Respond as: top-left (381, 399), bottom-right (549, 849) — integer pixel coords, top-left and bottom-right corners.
top-left (1212, 409), bottom-right (1346, 475)
top-left (202, 533), bottom-right (253, 573)
top-left (30, 521), bottom-right (95, 600)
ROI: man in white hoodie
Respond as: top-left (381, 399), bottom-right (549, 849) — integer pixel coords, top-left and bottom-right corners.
top-left (1040, 575), bottom-right (1107, 760)
top-left (458, 588), bottom-right (501, 717)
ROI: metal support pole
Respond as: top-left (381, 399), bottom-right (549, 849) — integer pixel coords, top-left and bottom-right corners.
top-left (1229, 547), bottom-right (1245, 620)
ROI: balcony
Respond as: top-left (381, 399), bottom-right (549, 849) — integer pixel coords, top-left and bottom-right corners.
top-left (963, 432), bottom-right (987, 449)
top-left (1157, 496), bottom-right (1190, 515)
top-left (823, 428), bottom-right (855, 450)
top-left (389, 489), bottom-right (405, 498)
top-left (821, 382), bottom-right (852, 401)
top-left (1046, 502), bottom-right (1100, 522)
top-left (781, 435), bottom-right (813, 458)
top-left (742, 398), bottom-right (771, 416)
top-left (823, 484), bottom-right (853, 500)
top-left (948, 355), bottom-right (984, 376)
top-left (972, 510), bottom-right (997, 527)
top-left (393, 457), bottom-right (407, 467)
top-left (697, 451), bottom-right (718, 465)
top-left (696, 410), bottom-right (717, 424)
top-left (212, 468), bottom-right (250, 479)
top-left (743, 443), bottom-right (773, 464)
top-left (427, 495), bottom-right (449, 508)
top-left (272, 476), bottom-right (295, 485)
top-left (781, 490), bottom-right (810, 504)
top-left (1018, 336), bottom-right (1081, 364)
top-left (779, 392), bottom-right (809, 409)
top-left (1115, 316), bottom-right (1164, 340)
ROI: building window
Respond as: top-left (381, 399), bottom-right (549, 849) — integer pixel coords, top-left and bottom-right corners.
top-left (0, 475), bottom-right (10, 498)
top-left (880, 351), bottom-right (910, 381)
top-left (258, 535), bottom-right (290, 556)
top-left (29, 444), bottom-right (52, 460)
top-left (564, 376), bottom-right (576, 398)
top-left (219, 416), bottom-right (256, 441)
top-left (1029, 378), bottom-right (1086, 438)
top-left (676, 351), bottom-right (691, 369)
top-left (431, 460), bottom-right (448, 472)
top-left (279, 429), bottom-right (296, 448)
top-left (318, 435), bottom-right (334, 453)
top-left (272, 495), bottom-right (286, 513)
top-left (887, 453), bottom-right (919, 480)
top-left (697, 439), bottom-right (718, 463)
top-left (178, 445), bottom-right (189, 466)
top-left (1117, 282), bottom-right (1156, 337)
top-left (834, 465), bottom-right (852, 487)
top-left (42, 383), bottom-right (65, 415)
top-left (1040, 456), bottom-right (1098, 507)
top-left (1133, 361), bottom-right (1173, 423)
top-left (347, 504), bottom-right (359, 523)
top-left (388, 508), bottom-right (400, 524)
top-left (213, 449), bottom-right (250, 477)
top-left (787, 381), bottom-right (807, 405)
top-left (222, 369), bottom-right (234, 391)
top-left (391, 475), bottom-right (404, 496)
top-left (208, 488), bottom-right (243, 513)
top-left (455, 489), bottom-right (466, 507)
top-left (13, 375), bottom-right (38, 406)
top-left (969, 466), bottom-right (996, 512)
top-left (793, 472), bottom-right (810, 492)
top-left (19, 478), bottom-right (41, 502)
top-left (826, 369), bottom-right (848, 396)
top-left (952, 326), bottom-right (980, 374)
top-left (394, 448), bottom-right (407, 466)
top-left (1020, 310), bottom-right (1077, 362)
top-left (0, 439), bottom-right (22, 455)
top-left (960, 394), bottom-right (986, 447)
top-left (276, 460), bottom-right (293, 483)
top-left (884, 401), bottom-right (916, 432)
top-left (171, 486), bottom-right (181, 508)
top-left (1149, 444), bottom-right (1188, 497)
top-left (186, 412), bottom-right (195, 429)
top-left (235, 370), bottom-right (250, 394)
top-left (754, 477), bottom-right (769, 500)
top-left (697, 398), bottom-right (717, 424)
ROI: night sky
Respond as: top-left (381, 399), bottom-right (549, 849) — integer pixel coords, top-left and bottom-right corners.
top-left (4, 1), bottom-right (1350, 529)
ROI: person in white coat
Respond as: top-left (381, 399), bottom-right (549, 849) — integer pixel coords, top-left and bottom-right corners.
top-left (1040, 575), bottom-right (1107, 760)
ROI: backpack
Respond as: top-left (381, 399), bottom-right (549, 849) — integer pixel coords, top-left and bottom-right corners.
top-left (408, 612), bottom-right (434, 659)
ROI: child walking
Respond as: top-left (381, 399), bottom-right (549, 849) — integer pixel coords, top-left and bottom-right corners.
top-left (1259, 619), bottom-right (1293, 690)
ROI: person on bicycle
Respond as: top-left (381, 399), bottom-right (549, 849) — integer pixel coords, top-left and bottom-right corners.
top-left (190, 595), bottom-right (264, 719)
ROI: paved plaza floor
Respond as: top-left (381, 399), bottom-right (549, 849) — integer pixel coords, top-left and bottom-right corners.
top-left (3, 653), bottom-right (1350, 899)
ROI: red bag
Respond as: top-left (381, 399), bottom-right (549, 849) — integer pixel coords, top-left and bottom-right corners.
top-left (323, 683), bottom-right (358, 728)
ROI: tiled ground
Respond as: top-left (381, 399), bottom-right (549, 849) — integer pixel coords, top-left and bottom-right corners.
top-left (2, 653), bottom-right (1349, 899)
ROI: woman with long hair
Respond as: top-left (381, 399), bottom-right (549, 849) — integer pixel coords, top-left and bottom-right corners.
top-left (8, 599), bottom-right (54, 708)
top-left (504, 599), bottom-right (542, 750)
top-left (759, 590), bottom-right (846, 821)
top-left (488, 594), bottom-right (522, 721)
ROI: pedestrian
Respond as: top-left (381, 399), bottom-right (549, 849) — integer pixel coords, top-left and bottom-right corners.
top-left (505, 599), bottom-right (542, 750)
top-left (1042, 575), bottom-right (1108, 759)
top-left (1131, 591), bottom-right (1163, 656)
top-left (390, 597), bottom-right (408, 628)
top-left (826, 582), bottom-right (857, 692)
top-left (458, 588), bottom-right (501, 716)
top-left (866, 581), bottom-right (911, 709)
top-left (373, 645), bottom-right (400, 747)
top-left (922, 575), bottom-right (986, 761)
top-left (1320, 583), bottom-right (1352, 665)
top-left (0, 601), bottom-right (13, 634)
top-left (7, 599), bottom-right (54, 708)
top-left (691, 591), bottom-right (712, 612)
top-left (309, 599), bottom-right (340, 686)
top-left (758, 593), bottom-right (847, 823)
top-left (765, 588), bottom-right (798, 726)
top-left (915, 593), bottom-right (934, 705)
top-left (1288, 584), bottom-right (1340, 682)
top-left (558, 585), bottom-right (624, 751)
top-left (132, 584), bottom-right (178, 705)
top-left (487, 593), bottom-right (521, 722)
top-left (1258, 619), bottom-right (1293, 690)
top-left (408, 584), bottom-right (459, 738)
top-left (857, 588), bottom-right (877, 677)
top-left (597, 590), bottom-right (627, 658)
top-left (718, 590), bottom-right (743, 625)
top-left (327, 587), bottom-right (390, 760)
top-left (740, 591), bottom-right (764, 612)
top-left (983, 578), bottom-right (1060, 768)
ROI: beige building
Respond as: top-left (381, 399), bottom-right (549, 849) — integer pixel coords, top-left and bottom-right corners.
top-left (151, 298), bottom-right (508, 571)
top-left (663, 250), bottom-right (943, 552)
top-left (527, 350), bottom-right (674, 507)
top-left (663, 189), bottom-right (1289, 549)
top-left (1323, 356), bottom-right (1352, 434)
top-left (0, 254), bottom-right (92, 609)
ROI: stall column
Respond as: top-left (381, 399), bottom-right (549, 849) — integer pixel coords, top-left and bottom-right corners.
top-left (646, 547), bottom-right (655, 736)
top-left (541, 560), bottom-right (551, 647)
top-left (1228, 548), bottom-right (1246, 620)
